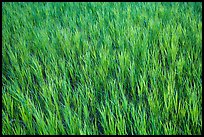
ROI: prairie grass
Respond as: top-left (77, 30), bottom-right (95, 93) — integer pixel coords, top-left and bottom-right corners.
top-left (2, 2), bottom-right (202, 135)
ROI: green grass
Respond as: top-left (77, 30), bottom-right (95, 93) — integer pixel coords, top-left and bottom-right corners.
top-left (2, 2), bottom-right (202, 135)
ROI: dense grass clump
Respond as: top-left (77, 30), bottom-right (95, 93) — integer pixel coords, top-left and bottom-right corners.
top-left (2, 2), bottom-right (202, 135)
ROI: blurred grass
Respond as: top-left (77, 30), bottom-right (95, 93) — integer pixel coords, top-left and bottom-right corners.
top-left (2, 2), bottom-right (202, 135)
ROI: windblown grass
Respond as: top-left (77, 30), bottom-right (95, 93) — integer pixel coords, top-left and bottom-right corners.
top-left (2, 2), bottom-right (202, 135)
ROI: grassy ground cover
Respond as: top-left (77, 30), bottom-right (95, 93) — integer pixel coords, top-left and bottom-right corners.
top-left (2, 2), bottom-right (202, 135)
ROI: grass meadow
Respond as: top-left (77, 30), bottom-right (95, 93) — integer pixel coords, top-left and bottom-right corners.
top-left (2, 2), bottom-right (202, 135)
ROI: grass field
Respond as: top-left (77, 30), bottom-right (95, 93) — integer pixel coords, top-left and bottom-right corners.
top-left (2, 2), bottom-right (202, 135)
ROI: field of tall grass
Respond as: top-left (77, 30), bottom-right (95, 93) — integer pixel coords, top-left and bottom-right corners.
top-left (2, 2), bottom-right (202, 135)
